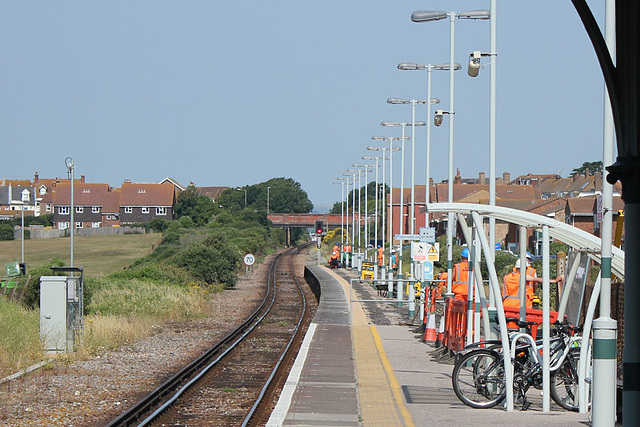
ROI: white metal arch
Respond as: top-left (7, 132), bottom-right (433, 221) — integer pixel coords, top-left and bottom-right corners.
top-left (426, 202), bottom-right (625, 279)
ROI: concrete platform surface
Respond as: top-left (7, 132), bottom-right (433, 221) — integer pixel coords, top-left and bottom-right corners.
top-left (270, 265), bottom-right (592, 426)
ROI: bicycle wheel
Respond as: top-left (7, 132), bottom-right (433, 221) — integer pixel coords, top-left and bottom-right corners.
top-left (452, 349), bottom-right (506, 408)
top-left (550, 351), bottom-right (580, 411)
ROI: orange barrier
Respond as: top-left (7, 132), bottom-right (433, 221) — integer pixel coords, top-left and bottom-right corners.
top-left (443, 297), bottom-right (467, 352)
top-left (503, 306), bottom-right (558, 338)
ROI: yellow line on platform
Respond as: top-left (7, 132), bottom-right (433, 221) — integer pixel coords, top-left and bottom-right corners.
top-left (322, 267), bottom-right (414, 427)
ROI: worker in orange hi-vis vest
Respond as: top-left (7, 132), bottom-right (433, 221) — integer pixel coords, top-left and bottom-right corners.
top-left (330, 243), bottom-right (340, 268)
top-left (345, 243), bottom-right (352, 267)
top-left (502, 258), bottom-right (563, 309)
top-left (436, 271), bottom-right (448, 299)
top-left (451, 248), bottom-right (470, 301)
top-left (377, 246), bottom-right (384, 267)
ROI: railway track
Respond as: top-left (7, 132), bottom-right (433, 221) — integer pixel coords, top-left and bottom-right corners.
top-left (106, 244), bottom-right (315, 426)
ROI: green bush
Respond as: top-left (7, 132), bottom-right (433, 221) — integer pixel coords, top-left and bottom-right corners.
top-left (21, 258), bottom-right (66, 308)
top-left (0, 222), bottom-right (15, 240)
top-left (147, 218), bottom-right (169, 232)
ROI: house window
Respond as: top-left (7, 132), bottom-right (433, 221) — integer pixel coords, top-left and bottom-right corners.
top-left (138, 189), bottom-right (146, 194)
top-left (58, 222), bottom-right (69, 230)
top-left (83, 189), bottom-right (91, 193)
top-left (106, 214), bottom-right (112, 220)
top-left (59, 206), bottom-right (70, 215)
top-left (156, 207), bottom-right (167, 215)
top-left (124, 207), bottom-right (133, 214)
top-left (92, 206), bottom-right (100, 213)
top-left (76, 222), bottom-right (83, 229)
top-left (76, 206), bottom-right (84, 213)
top-left (92, 222), bottom-right (101, 228)
top-left (46, 204), bottom-right (52, 212)
top-left (142, 207), bottom-right (150, 214)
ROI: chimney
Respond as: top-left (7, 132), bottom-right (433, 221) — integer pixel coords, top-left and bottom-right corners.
top-left (503, 172), bottom-right (511, 183)
top-left (595, 171), bottom-right (602, 191)
top-left (81, 174), bottom-right (86, 183)
top-left (455, 175), bottom-right (462, 185)
top-left (479, 172), bottom-right (486, 185)
top-left (34, 171), bottom-right (39, 184)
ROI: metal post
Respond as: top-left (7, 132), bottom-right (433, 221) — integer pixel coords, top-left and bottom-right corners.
top-left (399, 125), bottom-right (406, 279)
top-left (542, 225), bottom-right (551, 412)
top-left (425, 65), bottom-right (433, 227)
top-left (519, 226), bottom-right (527, 325)
top-left (488, 0), bottom-right (498, 309)
top-left (446, 12), bottom-right (456, 296)
top-left (592, 1), bottom-right (618, 423)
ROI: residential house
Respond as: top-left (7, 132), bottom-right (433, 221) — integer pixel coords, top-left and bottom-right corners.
top-left (0, 184), bottom-right (37, 220)
top-left (119, 182), bottom-right (175, 224)
top-left (52, 183), bottom-right (114, 229)
top-left (197, 186), bottom-right (230, 203)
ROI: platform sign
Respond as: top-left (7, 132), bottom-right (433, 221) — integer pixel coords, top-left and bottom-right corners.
top-left (422, 261), bottom-right (434, 280)
top-left (395, 233), bottom-right (421, 241)
top-left (412, 242), bottom-right (428, 261)
top-left (419, 227), bottom-right (436, 244)
top-left (427, 243), bottom-right (440, 262)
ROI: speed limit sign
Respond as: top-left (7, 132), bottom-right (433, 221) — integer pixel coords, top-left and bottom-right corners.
top-left (244, 254), bottom-right (256, 266)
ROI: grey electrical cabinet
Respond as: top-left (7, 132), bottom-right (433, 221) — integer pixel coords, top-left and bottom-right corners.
top-left (40, 267), bottom-right (84, 353)
top-left (40, 276), bottom-right (68, 352)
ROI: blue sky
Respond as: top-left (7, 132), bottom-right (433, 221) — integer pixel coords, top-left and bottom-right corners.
top-left (0, 1), bottom-right (607, 212)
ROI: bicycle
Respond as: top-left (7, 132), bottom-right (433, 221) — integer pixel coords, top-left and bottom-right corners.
top-left (451, 318), bottom-right (583, 411)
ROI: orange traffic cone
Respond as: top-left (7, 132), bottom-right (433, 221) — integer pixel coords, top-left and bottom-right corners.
top-left (423, 313), bottom-right (437, 343)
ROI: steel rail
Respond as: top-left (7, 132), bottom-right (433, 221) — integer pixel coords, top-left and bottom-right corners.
top-left (106, 250), bottom-right (284, 427)
top-left (241, 245), bottom-right (308, 426)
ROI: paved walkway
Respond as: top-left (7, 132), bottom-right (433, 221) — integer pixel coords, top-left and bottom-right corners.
top-left (270, 265), bottom-right (592, 426)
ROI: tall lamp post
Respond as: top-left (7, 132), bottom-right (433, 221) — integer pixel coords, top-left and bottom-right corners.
top-left (353, 164), bottom-right (374, 260)
top-left (266, 186), bottom-right (271, 214)
top-left (411, 9), bottom-right (490, 297)
top-left (362, 156), bottom-right (381, 261)
top-left (336, 177), bottom-right (348, 265)
top-left (367, 146), bottom-right (394, 278)
top-left (371, 136), bottom-right (405, 259)
top-left (65, 157), bottom-right (75, 268)
top-left (384, 104), bottom-right (433, 234)
top-left (397, 62), bottom-right (459, 227)
top-left (344, 171), bottom-right (358, 269)
top-left (236, 188), bottom-right (247, 208)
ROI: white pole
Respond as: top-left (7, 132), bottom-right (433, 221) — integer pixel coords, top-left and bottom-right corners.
top-left (489, 0), bottom-right (498, 308)
top-left (446, 13), bottom-right (456, 295)
top-left (592, 0), bottom-right (617, 423)
top-left (374, 158), bottom-right (379, 268)
top-left (410, 100), bottom-right (418, 283)
top-left (425, 66), bottom-right (433, 227)
top-left (399, 125), bottom-right (406, 278)
top-left (542, 225), bottom-right (551, 412)
top-left (364, 168), bottom-right (369, 261)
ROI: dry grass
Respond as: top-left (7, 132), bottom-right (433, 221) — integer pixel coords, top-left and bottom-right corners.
top-left (0, 233), bottom-right (162, 277)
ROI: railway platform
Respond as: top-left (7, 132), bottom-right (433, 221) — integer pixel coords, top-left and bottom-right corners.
top-left (268, 265), bottom-right (592, 427)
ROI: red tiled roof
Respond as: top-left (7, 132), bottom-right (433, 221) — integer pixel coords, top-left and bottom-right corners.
top-left (52, 183), bottom-right (113, 206)
top-left (120, 183), bottom-right (175, 207)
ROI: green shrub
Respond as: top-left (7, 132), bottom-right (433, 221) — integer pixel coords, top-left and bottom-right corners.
top-left (0, 222), bottom-right (15, 240)
top-left (21, 258), bottom-right (66, 308)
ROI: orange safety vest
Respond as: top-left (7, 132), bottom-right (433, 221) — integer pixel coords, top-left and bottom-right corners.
top-left (502, 268), bottom-right (534, 309)
top-left (436, 272), bottom-right (448, 298)
top-left (331, 245), bottom-right (340, 260)
top-left (451, 261), bottom-right (469, 300)
top-left (346, 244), bottom-right (352, 253)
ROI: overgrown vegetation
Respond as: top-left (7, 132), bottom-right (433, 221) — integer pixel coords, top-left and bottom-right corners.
top-left (0, 177), bottom-right (312, 376)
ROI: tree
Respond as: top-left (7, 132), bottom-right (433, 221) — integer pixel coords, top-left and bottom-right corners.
top-left (570, 161), bottom-right (603, 177)
top-left (217, 178), bottom-right (313, 214)
top-left (174, 185), bottom-right (218, 226)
